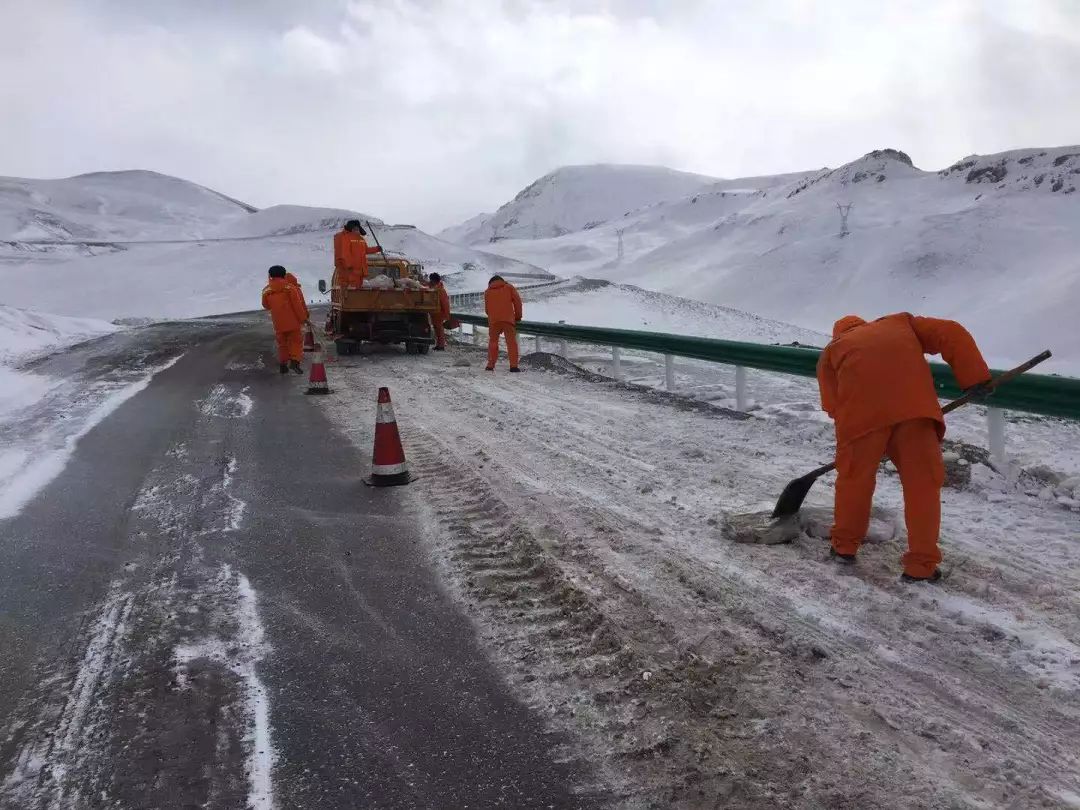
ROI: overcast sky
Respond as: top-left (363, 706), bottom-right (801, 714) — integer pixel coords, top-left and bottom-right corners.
top-left (2, 0), bottom-right (1078, 231)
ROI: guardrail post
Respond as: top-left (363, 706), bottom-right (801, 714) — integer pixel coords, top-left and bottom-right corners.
top-left (612, 347), bottom-right (623, 381)
top-left (664, 354), bottom-right (675, 392)
top-left (988, 407), bottom-right (1007, 473)
top-left (735, 366), bottom-right (748, 411)
top-left (535, 334), bottom-right (542, 353)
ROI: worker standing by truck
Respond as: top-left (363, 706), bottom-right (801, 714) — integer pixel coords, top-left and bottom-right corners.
top-left (428, 272), bottom-right (451, 351)
top-left (484, 275), bottom-right (523, 372)
top-left (262, 265), bottom-right (311, 375)
top-left (333, 220), bottom-right (381, 288)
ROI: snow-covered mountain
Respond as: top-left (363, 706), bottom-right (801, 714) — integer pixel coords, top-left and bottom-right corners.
top-left (437, 164), bottom-right (719, 244)
top-left (0, 172), bottom-right (552, 322)
top-left (454, 147), bottom-right (1080, 371)
top-left (0, 170), bottom-right (258, 242)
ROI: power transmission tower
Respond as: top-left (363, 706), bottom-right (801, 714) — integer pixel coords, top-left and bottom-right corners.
top-left (836, 203), bottom-right (853, 237)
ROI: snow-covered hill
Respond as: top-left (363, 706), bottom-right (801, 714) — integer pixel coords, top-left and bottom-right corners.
top-left (438, 164), bottom-right (718, 244)
top-left (0, 170), bottom-right (257, 242)
top-left (459, 147), bottom-right (1080, 372)
top-left (0, 171), bottom-right (552, 322)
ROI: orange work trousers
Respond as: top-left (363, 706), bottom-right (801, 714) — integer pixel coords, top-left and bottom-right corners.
top-left (831, 417), bottom-right (945, 578)
top-left (275, 329), bottom-right (303, 363)
top-left (487, 321), bottom-right (519, 369)
top-left (433, 318), bottom-right (447, 349)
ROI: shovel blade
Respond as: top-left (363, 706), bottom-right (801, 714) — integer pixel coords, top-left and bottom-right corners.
top-left (771, 472), bottom-right (819, 519)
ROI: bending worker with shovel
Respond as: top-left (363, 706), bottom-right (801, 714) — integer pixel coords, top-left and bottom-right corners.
top-left (817, 314), bottom-right (993, 582)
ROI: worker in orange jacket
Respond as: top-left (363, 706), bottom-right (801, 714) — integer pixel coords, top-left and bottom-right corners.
top-left (333, 220), bottom-right (381, 288)
top-left (428, 272), bottom-right (451, 351)
top-left (817, 313), bottom-right (992, 582)
top-left (261, 265), bottom-right (311, 375)
top-left (484, 275), bottom-right (523, 372)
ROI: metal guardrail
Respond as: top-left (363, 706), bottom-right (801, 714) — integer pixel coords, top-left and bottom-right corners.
top-left (447, 279), bottom-right (561, 309)
top-left (449, 312), bottom-right (1080, 423)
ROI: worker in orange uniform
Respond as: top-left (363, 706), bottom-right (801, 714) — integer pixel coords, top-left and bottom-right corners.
top-left (428, 272), bottom-right (451, 351)
top-left (333, 220), bottom-right (381, 288)
top-left (817, 313), bottom-right (992, 582)
top-left (484, 275), bottom-right (523, 372)
top-left (262, 265), bottom-right (311, 375)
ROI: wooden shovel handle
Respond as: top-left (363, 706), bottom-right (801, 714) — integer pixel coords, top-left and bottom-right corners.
top-left (941, 349), bottom-right (1052, 415)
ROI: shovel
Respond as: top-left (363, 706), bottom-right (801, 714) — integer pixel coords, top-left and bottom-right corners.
top-left (770, 350), bottom-right (1052, 519)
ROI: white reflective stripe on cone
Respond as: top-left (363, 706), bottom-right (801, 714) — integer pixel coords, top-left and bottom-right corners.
top-left (375, 404), bottom-right (398, 424)
top-left (372, 462), bottom-right (408, 475)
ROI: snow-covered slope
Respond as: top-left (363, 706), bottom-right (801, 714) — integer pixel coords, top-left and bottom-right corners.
top-left (468, 147), bottom-right (1080, 372)
top-left (0, 305), bottom-right (118, 364)
top-left (459, 277), bottom-right (826, 346)
top-left (0, 220), bottom-right (551, 323)
top-left (438, 164), bottom-right (718, 243)
top-left (0, 170), bottom-right (256, 242)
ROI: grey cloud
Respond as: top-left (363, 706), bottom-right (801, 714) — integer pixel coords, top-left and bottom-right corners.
top-left (1, 0), bottom-right (1077, 230)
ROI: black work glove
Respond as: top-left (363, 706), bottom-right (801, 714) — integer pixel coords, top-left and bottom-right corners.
top-left (963, 380), bottom-right (995, 402)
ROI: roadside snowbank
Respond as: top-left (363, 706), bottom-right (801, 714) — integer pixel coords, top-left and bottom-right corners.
top-left (0, 305), bottom-right (119, 365)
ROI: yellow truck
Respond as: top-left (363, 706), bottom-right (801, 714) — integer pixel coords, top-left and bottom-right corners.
top-left (318, 256), bottom-right (440, 355)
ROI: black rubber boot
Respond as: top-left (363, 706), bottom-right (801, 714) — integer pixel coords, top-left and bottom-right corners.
top-left (279, 363), bottom-right (288, 375)
top-left (901, 568), bottom-right (942, 583)
top-left (289, 360), bottom-right (304, 375)
top-left (433, 346), bottom-right (446, 351)
top-left (830, 548), bottom-right (857, 565)
top-left (509, 367), bottom-right (521, 373)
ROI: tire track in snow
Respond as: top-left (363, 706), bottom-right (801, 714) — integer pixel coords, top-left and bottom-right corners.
top-left (0, 440), bottom-right (275, 809)
top-left (1, 584), bottom-right (134, 809)
top-left (326, 349), bottom-right (1080, 808)
top-left (173, 565), bottom-right (276, 810)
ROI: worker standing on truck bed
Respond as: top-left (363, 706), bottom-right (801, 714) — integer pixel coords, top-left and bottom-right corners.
top-left (333, 219), bottom-right (381, 288)
top-left (817, 313), bottom-right (992, 582)
top-left (484, 275), bottom-right (523, 372)
top-left (428, 272), bottom-right (451, 351)
top-left (262, 265), bottom-right (311, 375)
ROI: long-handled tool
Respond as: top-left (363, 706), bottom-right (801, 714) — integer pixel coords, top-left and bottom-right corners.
top-left (770, 350), bottom-right (1052, 519)
top-left (365, 220), bottom-right (392, 264)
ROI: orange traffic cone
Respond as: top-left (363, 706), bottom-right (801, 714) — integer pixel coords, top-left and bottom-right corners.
top-left (365, 387), bottom-right (412, 486)
top-left (305, 344), bottom-right (331, 395)
top-left (303, 327), bottom-right (316, 353)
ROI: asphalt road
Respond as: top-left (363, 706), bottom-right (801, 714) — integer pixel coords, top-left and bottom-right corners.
top-left (0, 316), bottom-right (594, 809)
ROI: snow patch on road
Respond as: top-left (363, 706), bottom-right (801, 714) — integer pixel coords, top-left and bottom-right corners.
top-left (226, 356), bottom-right (266, 371)
top-left (198, 383), bottom-right (254, 418)
top-left (173, 565), bottom-right (276, 810)
top-left (0, 354), bottom-right (184, 520)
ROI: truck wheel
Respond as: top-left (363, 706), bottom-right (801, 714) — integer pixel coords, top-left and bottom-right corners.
top-left (404, 342), bottom-right (418, 355)
top-left (416, 343), bottom-right (431, 355)
top-left (335, 339), bottom-right (355, 356)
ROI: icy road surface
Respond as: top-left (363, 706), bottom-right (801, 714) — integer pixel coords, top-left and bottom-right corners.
top-left (0, 318), bottom-right (591, 810)
top-left (319, 339), bottom-right (1080, 809)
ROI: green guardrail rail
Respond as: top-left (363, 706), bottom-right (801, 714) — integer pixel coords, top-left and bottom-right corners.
top-left (450, 313), bottom-right (1080, 422)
